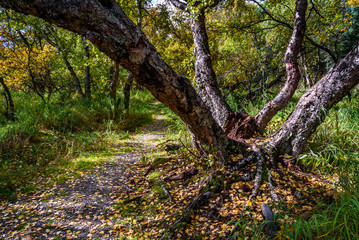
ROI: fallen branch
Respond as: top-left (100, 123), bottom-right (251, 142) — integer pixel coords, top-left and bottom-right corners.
top-left (158, 177), bottom-right (172, 202)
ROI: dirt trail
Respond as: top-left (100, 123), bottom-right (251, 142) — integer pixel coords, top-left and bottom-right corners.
top-left (0, 114), bottom-right (168, 240)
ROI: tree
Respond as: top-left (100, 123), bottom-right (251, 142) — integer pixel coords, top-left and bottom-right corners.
top-left (0, 77), bottom-right (15, 120)
top-left (1, 0), bottom-right (358, 198)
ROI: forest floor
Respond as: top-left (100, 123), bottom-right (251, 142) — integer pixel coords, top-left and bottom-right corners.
top-left (0, 102), bottom-right (169, 240)
top-left (0, 102), bottom-right (338, 240)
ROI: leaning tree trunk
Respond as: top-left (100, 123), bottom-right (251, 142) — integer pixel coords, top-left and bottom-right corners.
top-left (63, 57), bottom-right (84, 97)
top-left (267, 43), bottom-right (359, 157)
top-left (255, 0), bottom-right (308, 133)
top-left (0, 77), bottom-right (15, 120)
top-left (0, 0), bottom-right (234, 163)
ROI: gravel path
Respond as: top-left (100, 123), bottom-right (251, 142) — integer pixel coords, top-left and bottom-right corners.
top-left (0, 115), bottom-right (167, 240)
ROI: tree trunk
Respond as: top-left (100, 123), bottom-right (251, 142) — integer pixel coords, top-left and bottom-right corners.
top-left (0, 0), bottom-right (233, 162)
top-left (300, 48), bottom-right (313, 87)
top-left (82, 37), bottom-right (91, 99)
top-left (268, 43), bottom-right (359, 157)
top-left (190, 11), bottom-right (233, 129)
top-left (123, 72), bottom-right (133, 110)
top-left (255, 0), bottom-right (308, 133)
top-left (64, 57), bottom-right (84, 97)
top-left (110, 61), bottom-right (120, 100)
top-left (0, 77), bottom-right (15, 120)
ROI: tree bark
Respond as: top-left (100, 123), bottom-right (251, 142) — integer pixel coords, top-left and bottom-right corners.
top-left (190, 11), bottom-right (233, 129)
top-left (255, 0), bottom-right (308, 133)
top-left (0, 77), bottom-right (15, 120)
top-left (268, 43), bottom-right (359, 157)
top-left (0, 0), bottom-right (232, 162)
top-left (82, 37), bottom-right (91, 99)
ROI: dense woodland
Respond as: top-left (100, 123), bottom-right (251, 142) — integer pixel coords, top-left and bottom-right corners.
top-left (0, 0), bottom-right (359, 239)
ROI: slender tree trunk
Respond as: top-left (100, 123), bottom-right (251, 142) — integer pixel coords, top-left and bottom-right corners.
top-left (300, 49), bottom-right (313, 87)
top-left (123, 72), bottom-right (133, 110)
top-left (0, 77), bottom-right (15, 120)
top-left (255, 0), bottom-right (308, 133)
top-left (82, 37), bottom-right (91, 99)
top-left (110, 61), bottom-right (120, 100)
top-left (267, 43), bottom-right (359, 157)
top-left (63, 57), bottom-right (84, 97)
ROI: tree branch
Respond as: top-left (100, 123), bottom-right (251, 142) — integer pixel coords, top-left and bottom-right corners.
top-left (255, 0), bottom-right (308, 132)
top-left (168, 0), bottom-right (187, 11)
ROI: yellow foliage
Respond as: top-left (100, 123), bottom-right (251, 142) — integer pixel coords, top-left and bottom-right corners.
top-left (0, 29), bottom-right (55, 90)
top-left (346, 0), bottom-right (359, 6)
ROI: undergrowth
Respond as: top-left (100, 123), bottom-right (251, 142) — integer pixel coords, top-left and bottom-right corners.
top-left (0, 90), bottom-right (155, 199)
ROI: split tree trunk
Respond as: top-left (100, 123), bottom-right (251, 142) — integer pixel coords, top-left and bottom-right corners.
top-left (2, 0), bottom-right (359, 165)
top-left (255, 0), bottom-right (308, 133)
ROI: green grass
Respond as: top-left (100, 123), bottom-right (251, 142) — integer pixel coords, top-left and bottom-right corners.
top-left (0, 89), bottom-right (156, 199)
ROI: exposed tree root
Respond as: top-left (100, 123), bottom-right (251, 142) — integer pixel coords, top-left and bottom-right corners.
top-left (267, 167), bottom-right (280, 202)
top-left (159, 141), bottom-right (336, 239)
top-left (250, 147), bottom-right (265, 199)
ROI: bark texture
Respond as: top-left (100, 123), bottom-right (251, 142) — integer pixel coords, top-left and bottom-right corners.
top-left (268, 43), bottom-right (359, 157)
top-left (0, 0), bottom-right (232, 161)
top-left (190, 11), bottom-right (233, 129)
top-left (255, 0), bottom-right (307, 132)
